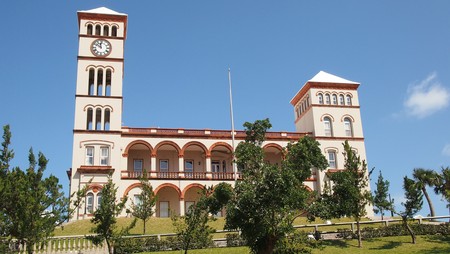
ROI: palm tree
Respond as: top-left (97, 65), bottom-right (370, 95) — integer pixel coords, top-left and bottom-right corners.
top-left (435, 167), bottom-right (450, 215)
top-left (412, 168), bottom-right (440, 217)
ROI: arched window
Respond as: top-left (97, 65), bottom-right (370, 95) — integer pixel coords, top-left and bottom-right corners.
top-left (325, 94), bottom-right (331, 104)
top-left (86, 193), bottom-right (94, 214)
top-left (86, 108), bottom-right (93, 130)
top-left (104, 109), bottom-right (110, 131)
top-left (346, 95), bottom-right (352, 106)
top-left (323, 117), bottom-right (333, 137)
top-left (103, 26), bottom-right (109, 36)
top-left (97, 69), bottom-right (103, 96)
top-left (95, 25), bottom-right (101, 36)
top-left (306, 96), bottom-right (310, 108)
top-left (95, 108), bottom-right (102, 130)
top-left (96, 193), bottom-right (102, 210)
top-left (105, 69), bottom-right (112, 96)
top-left (339, 95), bottom-right (345, 105)
top-left (327, 150), bottom-right (337, 169)
top-left (87, 24), bottom-right (93, 35)
top-left (332, 94), bottom-right (337, 105)
top-left (88, 68), bottom-right (95, 96)
top-left (111, 26), bottom-right (118, 37)
top-left (344, 118), bottom-right (353, 137)
top-left (318, 93), bottom-right (324, 104)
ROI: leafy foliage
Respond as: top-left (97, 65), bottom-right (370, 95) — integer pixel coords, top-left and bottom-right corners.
top-left (130, 170), bottom-right (157, 235)
top-left (87, 175), bottom-right (136, 254)
top-left (309, 141), bottom-right (372, 248)
top-left (435, 167), bottom-right (450, 209)
top-left (412, 168), bottom-right (439, 217)
top-left (373, 171), bottom-right (393, 220)
top-left (0, 125), bottom-right (78, 254)
top-left (225, 118), bottom-right (328, 254)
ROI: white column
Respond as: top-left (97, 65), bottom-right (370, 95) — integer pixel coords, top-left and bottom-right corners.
top-left (151, 156), bottom-right (156, 172)
top-left (180, 200), bottom-right (185, 216)
top-left (178, 156), bottom-right (184, 172)
top-left (206, 157), bottom-right (211, 172)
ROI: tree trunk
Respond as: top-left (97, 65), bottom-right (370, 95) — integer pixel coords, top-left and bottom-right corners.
top-left (402, 216), bottom-right (416, 244)
top-left (422, 187), bottom-right (435, 217)
top-left (259, 235), bottom-right (277, 254)
top-left (143, 219), bottom-right (146, 235)
top-left (106, 240), bottom-right (113, 254)
top-left (356, 220), bottom-right (362, 248)
top-left (381, 209), bottom-right (384, 220)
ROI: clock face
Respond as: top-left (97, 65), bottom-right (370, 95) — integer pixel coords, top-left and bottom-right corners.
top-left (91, 39), bottom-right (111, 57)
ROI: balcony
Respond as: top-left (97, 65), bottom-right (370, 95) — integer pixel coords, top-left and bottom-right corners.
top-left (121, 170), bottom-right (241, 180)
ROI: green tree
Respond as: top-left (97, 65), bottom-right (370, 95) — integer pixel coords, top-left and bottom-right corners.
top-left (435, 167), bottom-right (450, 214)
top-left (316, 141), bottom-right (372, 248)
top-left (225, 119), bottom-right (328, 254)
top-left (88, 176), bottom-right (136, 254)
top-left (373, 170), bottom-right (393, 220)
top-left (412, 168), bottom-right (439, 217)
top-left (398, 176), bottom-right (423, 244)
top-left (0, 125), bottom-right (14, 237)
top-left (130, 170), bottom-right (156, 235)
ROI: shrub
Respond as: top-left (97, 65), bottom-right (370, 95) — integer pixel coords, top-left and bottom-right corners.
top-left (226, 233), bottom-right (247, 247)
top-left (359, 223), bottom-right (450, 239)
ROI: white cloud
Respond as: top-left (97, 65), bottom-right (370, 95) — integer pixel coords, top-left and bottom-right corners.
top-left (404, 72), bottom-right (450, 119)
top-left (442, 144), bottom-right (450, 157)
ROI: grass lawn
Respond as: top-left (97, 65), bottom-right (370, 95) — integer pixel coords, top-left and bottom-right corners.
top-left (138, 235), bottom-right (450, 254)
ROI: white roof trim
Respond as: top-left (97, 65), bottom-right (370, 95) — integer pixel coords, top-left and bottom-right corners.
top-left (308, 71), bottom-right (359, 84)
top-left (78, 7), bottom-right (127, 16)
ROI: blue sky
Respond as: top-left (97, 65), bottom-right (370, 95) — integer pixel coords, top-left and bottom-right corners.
top-left (1, 1), bottom-right (450, 216)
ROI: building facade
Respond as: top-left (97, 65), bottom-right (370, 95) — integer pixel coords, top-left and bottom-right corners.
top-left (68, 7), bottom-right (373, 220)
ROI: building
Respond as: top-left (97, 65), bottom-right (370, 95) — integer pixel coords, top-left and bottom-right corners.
top-left (68, 7), bottom-right (373, 220)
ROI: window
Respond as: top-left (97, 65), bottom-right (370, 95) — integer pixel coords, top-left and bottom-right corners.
top-left (222, 160), bottom-right (227, 172)
top-left (306, 96), bottom-right (310, 108)
top-left (339, 95), bottom-right (344, 105)
top-left (346, 95), bottom-right (352, 106)
top-left (185, 201), bottom-right (195, 214)
top-left (332, 94), bottom-right (337, 105)
top-left (112, 26), bottom-right (118, 37)
top-left (160, 160), bottom-right (169, 171)
top-left (318, 94), bottom-right (323, 104)
top-left (296, 107), bottom-right (300, 118)
top-left (134, 195), bottom-right (142, 206)
top-left (323, 117), bottom-right (333, 137)
top-left (85, 147), bottom-right (94, 165)
top-left (100, 147), bottom-right (109, 166)
top-left (344, 118), bottom-right (353, 137)
top-left (105, 69), bottom-right (112, 96)
top-left (86, 193), bottom-right (94, 214)
top-left (96, 194), bottom-right (102, 210)
top-left (184, 160), bottom-right (193, 171)
top-left (160, 201), bottom-right (169, 217)
top-left (134, 159), bottom-right (143, 171)
top-left (328, 151), bottom-right (337, 169)
top-left (87, 24), bottom-right (93, 35)
top-left (325, 94), bottom-right (331, 104)
top-left (86, 108), bottom-right (93, 130)
top-left (97, 69), bottom-right (103, 96)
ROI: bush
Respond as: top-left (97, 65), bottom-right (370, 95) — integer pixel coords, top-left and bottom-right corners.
top-left (359, 223), bottom-right (450, 239)
top-left (115, 236), bottom-right (182, 253)
top-left (274, 231), bottom-right (324, 254)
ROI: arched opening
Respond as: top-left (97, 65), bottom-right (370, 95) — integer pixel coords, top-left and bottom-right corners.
top-left (318, 93), bottom-right (323, 104)
top-left (209, 143), bottom-right (233, 179)
top-left (155, 185), bottom-right (181, 217)
top-left (112, 26), bottom-right (118, 37)
top-left (95, 108), bottom-right (102, 130)
top-left (86, 108), bottom-right (93, 130)
top-left (182, 142), bottom-right (208, 179)
top-left (263, 144), bottom-right (283, 166)
top-left (87, 24), bottom-right (93, 35)
top-left (97, 69), bottom-right (103, 96)
top-left (104, 109), bottom-right (110, 131)
top-left (332, 94), bottom-right (337, 105)
top-left (339, 95), bottom-right (345, 105)
top-left (344, 117), bottom-right (353, 137)
top-left (103, 26), bottom-right (109, 36)
top-left (346, 95), bottom-right (352, 106)
top-left (105, 69), bottom-right (112, 96)
top-left (86, 193), bottom-right (94, 214)
top-left (88, 68), bottom-right (95, 96)
top-left (126, 141), bottom-right (152, 178)
top-left (325, 94), bottom-right (331, 105)
top-left (95, 25), bottom-right (101, 35)
top-left (183, 185), bottom-right (203, 214)
top-left (155, 142), bottom-right (180, 178)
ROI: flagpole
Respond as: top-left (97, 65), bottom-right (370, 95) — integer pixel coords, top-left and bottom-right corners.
top-left (228, 68), bottom-right (238, 183)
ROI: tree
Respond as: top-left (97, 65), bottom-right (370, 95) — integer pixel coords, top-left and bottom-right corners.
top-left (130, 170), bottom-right (156, 235)
top-left (435, 167), bottom-right (450, 214)
top-left (312, 141), bottom-right (372, 248)
top-left (88, 176), bottom-right (136, 254)
top-left (0, 125), bottom-right (82, 254)
top-left (373, 170), bottom-right (393, 220)
top-left (398, 176), bottom-right (423, 244)
top-left (412, 168), bottom-right (439, 217)
top-left (225, 119), bottom-right (328, 254)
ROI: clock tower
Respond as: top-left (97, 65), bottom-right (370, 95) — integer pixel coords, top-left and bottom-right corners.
top-left (70, 7), bottom-right (127, 219)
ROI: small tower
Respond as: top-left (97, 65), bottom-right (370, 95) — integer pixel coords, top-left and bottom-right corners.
top-left (70, 7), bottom-right (128, 220)
top-left (290, 71), bottom-right (370, 204)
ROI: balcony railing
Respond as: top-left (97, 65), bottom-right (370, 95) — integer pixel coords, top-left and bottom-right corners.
top-left (121, 170), bottom-right (242, 180)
